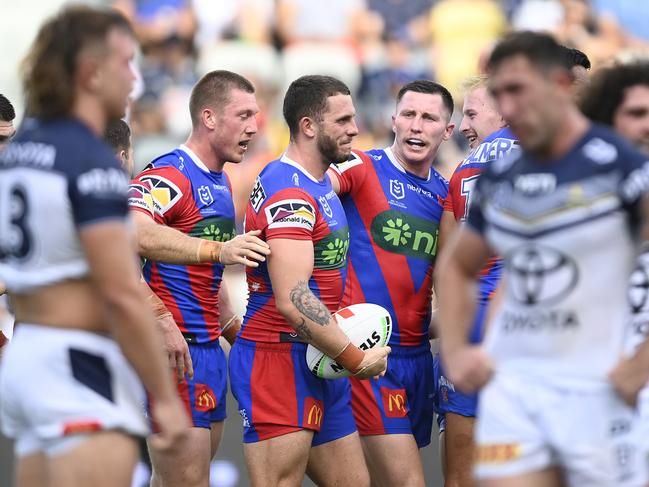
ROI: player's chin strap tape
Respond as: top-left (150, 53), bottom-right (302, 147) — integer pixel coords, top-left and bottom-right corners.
top-left (333, 341), bottom-right (364, 374)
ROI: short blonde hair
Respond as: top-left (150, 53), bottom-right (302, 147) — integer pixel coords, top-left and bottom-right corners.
top-left (459, 75), bottom-right (489, 97)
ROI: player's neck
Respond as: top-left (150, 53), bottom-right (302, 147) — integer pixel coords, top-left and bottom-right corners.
top-left (285, 143), bottom-right (328, 181)
top-left (532, 109), bottom-right (590, 161)
top-left (184, 135), bottom-right (226, 172)
top-left (72, 95), bottom-right (106, 137)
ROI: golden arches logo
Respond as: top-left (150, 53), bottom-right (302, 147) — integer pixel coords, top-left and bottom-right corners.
top-left (388, 393), bottom-right (406, 413)
top-left (307, 404), bottom-right (323, 426)
top-left (196, 390), bottom-right (216, 410)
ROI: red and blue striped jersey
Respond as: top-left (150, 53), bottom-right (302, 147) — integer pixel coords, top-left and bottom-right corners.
top-left (332, 149), bottom-right (448, 347)
top-left (241, 154), bottom-right (349, 343)
top-left (129, 145), bottom-right (235, 343)
top-left (444, 127), bottom-right (519, 300)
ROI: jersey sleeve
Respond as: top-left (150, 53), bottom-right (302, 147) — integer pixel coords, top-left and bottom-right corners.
top-left (255, 188), bottom-right (318, 241)
top-left (444, 170), bottom-right (461, 213)
top-left (129, 165), bottom-right (191, 225)
top-left (465, 169), bottom-right (492, 236)
top-left (66, 148), bottom-right (130, 227)
top-left (329, 150), bottom-right (369, 195)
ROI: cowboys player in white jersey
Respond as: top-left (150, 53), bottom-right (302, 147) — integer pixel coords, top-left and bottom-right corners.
top-left (0, 6), bottom-right (188, 486)
top-left (437, 31), bottom-right (649, 487)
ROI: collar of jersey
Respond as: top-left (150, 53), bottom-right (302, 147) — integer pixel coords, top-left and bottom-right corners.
top-left (279, 153), bottom-right (325, 184)
top-left (384, 146), bottom-right (431, 182)
top-left (179, 144), bottom-right (218, 174)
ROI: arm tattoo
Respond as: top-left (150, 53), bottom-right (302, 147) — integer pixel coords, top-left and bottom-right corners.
top-left (295, 317), bottom-right (314, 342)
top-left (289, 280), bottom-right (332, 326)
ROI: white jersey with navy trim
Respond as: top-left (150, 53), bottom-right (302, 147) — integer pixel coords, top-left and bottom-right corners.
top-left (0, 118), bottom-right (129, 293)
top-left (467, 124), bottom-right (649, 388)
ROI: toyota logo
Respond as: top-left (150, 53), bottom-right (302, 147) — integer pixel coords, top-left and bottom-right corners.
top-left (506, 244), bottom-right (578, 306)
top-left (628, 264), bottom-right (649, 314)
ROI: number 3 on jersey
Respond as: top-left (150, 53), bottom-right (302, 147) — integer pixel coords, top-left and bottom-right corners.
top-left (0, 183), bottom-right (32, 260)
top-left (460, 175), bottom-right (480, 221)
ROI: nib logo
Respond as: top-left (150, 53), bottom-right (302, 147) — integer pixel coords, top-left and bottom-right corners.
top-left (382, 218), bottom-right (411, 246)
top-left (190, 217), bottom-right (236, 243)
top-left (322, 238), bottom-right (349, 266)
top-left (371, 210), bottom-right (439, 261)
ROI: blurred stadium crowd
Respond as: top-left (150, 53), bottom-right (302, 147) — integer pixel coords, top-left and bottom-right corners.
top-left (101, 0), bottom-right (649, 225)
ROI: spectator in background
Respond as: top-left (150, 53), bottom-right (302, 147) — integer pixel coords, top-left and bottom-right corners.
top-left (429, 0), bottom-right (506, 99)
top-left (0, 94), bottom-right (16, 150)
top-left (560, 45), bottom-right (592, 99)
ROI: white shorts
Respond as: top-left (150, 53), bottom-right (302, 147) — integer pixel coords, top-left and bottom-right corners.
top-left (0, 324), bottom-right (148, 457)
top-left (475, 372), bottom-right (647, 487)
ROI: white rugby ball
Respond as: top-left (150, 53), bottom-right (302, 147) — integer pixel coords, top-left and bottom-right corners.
top-left (306, 303), bottom-right (392, 379)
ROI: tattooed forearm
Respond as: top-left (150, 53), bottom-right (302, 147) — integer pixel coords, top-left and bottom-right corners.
top-left (295, 317), bottom-right (314, 342)
top-left (289, 280), bottom-right (332, 326)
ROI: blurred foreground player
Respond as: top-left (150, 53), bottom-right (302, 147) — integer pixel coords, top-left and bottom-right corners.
top-left (435, 75), bottom-right (518, 487)
top-left (230, 75), bottom-right (389, 487)
top-left (437, 31), bottom-right (649, 487)
top-left (0, 6), bottom-right (188, 487)
top-left (328, 79), bottom-right (455, 487)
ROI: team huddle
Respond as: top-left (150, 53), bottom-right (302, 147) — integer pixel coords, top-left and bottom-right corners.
top-left (2, 4), bottom-right (649, 487)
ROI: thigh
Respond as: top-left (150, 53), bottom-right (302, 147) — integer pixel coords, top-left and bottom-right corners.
top-left (479, 466), bottom-right (564, 487)
top-left (307, 431), bottom-right (370, 487)
top-left (444, 413), bottom-right (476, 487)
top-left (15, 451), bottom-right (46, 487)
top-left (359, 434), bottom-right (424, 487)
top-left (148, 426), bottom-right (212, 487)
top-left (48, 431), bottom-right (138, 487)
top-left (210, 421), bottom-right (224, 458)
top-left (244, 429), bottom-right (313, 487)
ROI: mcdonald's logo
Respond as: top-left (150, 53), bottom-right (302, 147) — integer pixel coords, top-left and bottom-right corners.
top-left (303, 397), bottom-right (324, 429)
top-left (380, 387), bottom-right (408, 418)
top-left (194, 384), bottom-right (217, 412)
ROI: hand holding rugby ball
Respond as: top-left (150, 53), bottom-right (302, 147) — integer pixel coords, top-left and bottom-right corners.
top-left (306, 303), bottom-right (392, 379)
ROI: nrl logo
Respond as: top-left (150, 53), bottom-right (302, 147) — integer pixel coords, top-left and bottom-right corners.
top-left (390, 179), bottom-right (405, 200)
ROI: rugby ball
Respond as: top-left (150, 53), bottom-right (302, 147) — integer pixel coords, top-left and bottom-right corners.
top-left (306, 303), bottom-right (392, 379)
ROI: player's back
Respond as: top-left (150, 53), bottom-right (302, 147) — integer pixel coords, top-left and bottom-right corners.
top-left (242, 155), bottom-right (349, 343)
top-left (0, 118), bottom-right (128, 294)
top-left (333, 148), bottom-right (448, 347)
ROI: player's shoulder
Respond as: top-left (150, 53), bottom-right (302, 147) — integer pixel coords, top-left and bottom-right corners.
top-left (581, 123), bottom-right (646, 166)
top-left (4, 118), bottom-right (119, 177)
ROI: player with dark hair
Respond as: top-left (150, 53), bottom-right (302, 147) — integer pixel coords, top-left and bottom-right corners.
top-left (581, 61), bottom-right (649, 155)
top-left (437, 31), bottom-right (649, 486)
top-left (435, 75), bottom-right (518, 487)
top-left (104, 118), bottom-right (133, 174)
top-left (0, 6), bottom-right (188, 486)
top-left (559, 45), bottom-right (591, 97)
top-left (230, 74), bottom-right (389, 486)
top-left (0, 94), bottom-right (16, 148)
top-left (327, 79), bottom-right (454, 486)
top-left (129, 69), bottom-right (271, 487)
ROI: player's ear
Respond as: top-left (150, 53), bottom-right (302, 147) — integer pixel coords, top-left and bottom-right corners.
top-left (443, 122), bottom-right (455, 141)
top-left (300, 116), bottom-right (316, 139)
top-left (391, 114), bottom-right (396, 135)
top-left (202, 108), bottom-right (217, 130)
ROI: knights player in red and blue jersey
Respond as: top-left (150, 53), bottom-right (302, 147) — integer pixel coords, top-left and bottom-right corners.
top-left (229, 75), bottom-right (389, 487)
top-left (434, 75), bottom-right (518, 487)
top-left (130, 71), bottom-right (270, 487)
top-left (329, 80), bottom-right (455, 486)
